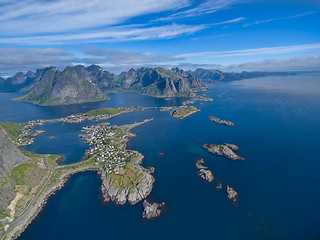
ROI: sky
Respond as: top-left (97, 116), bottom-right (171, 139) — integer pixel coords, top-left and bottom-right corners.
top-left (0, 0), bottom-right (320, 76)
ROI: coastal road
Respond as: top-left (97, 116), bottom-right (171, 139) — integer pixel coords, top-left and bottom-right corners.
top-left (1, 156), bottom-right (54, 240)
top-left (2, 154), bottom-right (98, 240)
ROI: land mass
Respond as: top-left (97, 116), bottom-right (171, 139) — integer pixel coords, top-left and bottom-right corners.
top-left (2, 65), bottom-right (206, 106)
top-left (0, 108), bottom-right (155, 239)
top-left (171, 106), bottom-right (200, 119)
top-left (203, 143), bottom-right (245, 161)
top-left (189, 68), bottom-right (296, 82)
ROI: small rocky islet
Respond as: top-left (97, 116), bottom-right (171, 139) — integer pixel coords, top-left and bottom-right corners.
top-left (142, 200), bottom-right (165, 219)
top-left (203, 143), bottom-right (245, 161)
top-left (195, 158), bottom-right (214, 183)
top-left (209, 116), bottom-right (234, 126)
top-left (194, 158), bottom-right (239, 204)
top-left (171, 106), bottom-right (200, 119)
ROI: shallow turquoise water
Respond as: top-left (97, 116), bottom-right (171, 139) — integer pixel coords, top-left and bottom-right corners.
top-left (1, 75), bottom-right (319, 240)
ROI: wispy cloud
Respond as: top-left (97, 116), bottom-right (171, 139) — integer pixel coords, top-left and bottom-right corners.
top-left (0, 23), bottom-right (207, 45)
top-left (0, 0), bottom-right (190, 35)
top-left (154, 0), bottom-right (248, 21)
top-left (175, 43), bottom-right (320, 58)
top-left (220, 55), bottom-right (320, 72)
top-left (209, 17), bottom-right (246, 26)
top-left (82, 47), bottom-right (181, 65)
top-left (242, 11), bottom-right (317, 27)
top-left (0, 47), bottom-right (181, 76)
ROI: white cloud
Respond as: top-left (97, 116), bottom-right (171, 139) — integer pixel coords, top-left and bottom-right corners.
top-left (175, 43), bottom-right (320, 58)
top-left (0, 0), bottom-right (190, 35)
top-left (0, 24), bottom-right (207, 45)
top-left (220, 55), bottom-right (320, 72)
top-left (82, 47), bottom-right (181, 64)
top-left (155, 0), bottom-right (248, 21)
top-left (242, 11), bottom-right (317, 27)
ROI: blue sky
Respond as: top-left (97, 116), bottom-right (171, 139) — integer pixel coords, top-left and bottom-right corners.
top-left (0, 0), bottom-right (320, 75)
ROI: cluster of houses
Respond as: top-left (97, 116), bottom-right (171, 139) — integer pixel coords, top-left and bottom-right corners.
top-left (16, 120), bottom-right (46, 147)
top-left (80, 123), bottom-right (133, 175)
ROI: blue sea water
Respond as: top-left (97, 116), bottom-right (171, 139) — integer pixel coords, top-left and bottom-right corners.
top-left (1, 75), bottom-right (319, 240)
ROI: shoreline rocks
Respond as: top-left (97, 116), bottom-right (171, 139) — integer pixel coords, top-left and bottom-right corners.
top-left (142, 200), bottom-right (165, 219)
top-left (209, 116), bottom-right (234, 126)
top-left (203, 143), bottom-right (245, 161)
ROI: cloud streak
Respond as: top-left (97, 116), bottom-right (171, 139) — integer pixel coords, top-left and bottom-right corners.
top-left (0, 24), bottom-right (207, 45)
top-left (175, 43), bottom-right (320, 58)
top-left (0, 0), bottom-right (190, 35)
top-left (242, 11), bottom-right (317, 27)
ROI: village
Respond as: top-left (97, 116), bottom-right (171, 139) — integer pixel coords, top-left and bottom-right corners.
top-left (80, 123), bottom-right (134, 175)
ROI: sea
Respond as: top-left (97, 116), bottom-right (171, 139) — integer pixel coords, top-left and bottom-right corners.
top-left (0, 74), bottom-right (319, 240)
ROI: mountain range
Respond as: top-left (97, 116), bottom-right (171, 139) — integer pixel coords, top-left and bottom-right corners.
top-left (189, 68), bottom-right (296, 82)
top-left (0, 65), bottom-right (295, 106)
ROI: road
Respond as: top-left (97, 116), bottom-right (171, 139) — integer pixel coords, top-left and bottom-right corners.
top-left (1, 154), bottom-right (96, 240)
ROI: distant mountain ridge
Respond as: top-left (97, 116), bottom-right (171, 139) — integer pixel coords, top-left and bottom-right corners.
top-left (189, 68), bottom-right (296, 82)
top-left (0, 65), bottom-right (296, 106)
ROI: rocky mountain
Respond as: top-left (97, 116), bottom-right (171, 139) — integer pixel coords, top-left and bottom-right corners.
top-left (189, 68), bottom-right (296, 82)
top-left (117, 67), bottom-right (206, 97)
top-left (0, 70), bottom-right (41, 92)
top-left (8, 65), bottom-right (206, 105)
top-left (17, 66), bottom-right (108, 105)
top-left (0, 77), bottom-right (5, 85)
top-left (0, 126), bottom-right (28, 214)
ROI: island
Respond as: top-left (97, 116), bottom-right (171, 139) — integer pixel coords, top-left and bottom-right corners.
top-left (209, 116), bottom-right (234, 126)
top-left (203, 143), bottom-right (245, 161)
top-left (195, 158), bottom-right (214, 183)
top-left (0, 107), bottom-right (156, 239)
top-left (226, 185), bottom-right (239, 204)
top-left (142, 200), bottom-right (165, 219)
top-left (171, 106), bottom-right (200, 119)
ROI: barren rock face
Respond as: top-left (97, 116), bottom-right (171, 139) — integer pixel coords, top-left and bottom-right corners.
top-left (197, 169), bottom-right (214, 183)
top-left (142, 200), bottom-right (165, 219)
top-left (203, 143), bottom-right (245, 161)
top-left (18, 66), bottom-right (108, 106)
top-left (100, 165), bottom-right (154, 205)
top-left (0, 127), bottom-right (28, 215)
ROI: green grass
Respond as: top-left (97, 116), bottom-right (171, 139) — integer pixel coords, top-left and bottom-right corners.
top-left (0, 122), bottom-right (22, 140)
top-left (85, 108), bottom-right (122, 116)
top-left (11, 163), bottom-right (35, 185)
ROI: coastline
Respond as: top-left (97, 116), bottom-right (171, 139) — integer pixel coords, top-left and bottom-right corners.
top-left (2, 118), bottom-right (154, 240)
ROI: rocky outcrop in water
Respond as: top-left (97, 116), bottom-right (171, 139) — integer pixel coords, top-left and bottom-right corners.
top-left (203, 143), bottom-right (245, 161)
top-left (226, 185), bottom-right (239, 203)
top-left (209, 116), bottom-right (234, 126)
top-left (195, 158), bottom-right (214, 183)
top-left (142, 200), bottom-right (165, 219)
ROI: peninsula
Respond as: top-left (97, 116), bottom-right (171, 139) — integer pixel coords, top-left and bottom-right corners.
top-left (0, 108), bottom-right (155, 239)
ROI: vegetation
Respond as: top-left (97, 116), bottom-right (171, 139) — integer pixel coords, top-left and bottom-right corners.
top-left (171, 106), bottom-right (200, 119)
top-left (85, 107), bottom-right (122, 116)
top-left (0, 122), bottom-right (22, 141)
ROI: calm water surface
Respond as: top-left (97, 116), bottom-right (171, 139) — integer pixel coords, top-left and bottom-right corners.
top-left (0, 75), bottom-right (319, 240)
